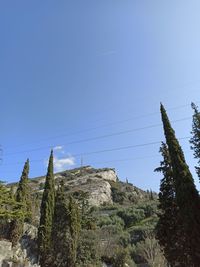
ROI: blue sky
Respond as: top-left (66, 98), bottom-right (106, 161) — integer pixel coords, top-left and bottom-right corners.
top-left (0, 0), bottom-right (200, 191)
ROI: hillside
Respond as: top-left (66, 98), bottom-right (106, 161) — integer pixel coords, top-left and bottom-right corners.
top-left (9, 166), bottom-right (150, 206)
top-left (1, 166), bottom-right (160, 267)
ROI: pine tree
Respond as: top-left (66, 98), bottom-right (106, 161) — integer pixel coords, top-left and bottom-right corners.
top-left (9, 159), bottom-right (30, 246)
top-left (38, 150), bottom-right (55, 267)
top-left (190, 102), bottom-right (200, 180)
top-left (160, 104), bottom-right (200, 266)
top-left (155, 142), bottom-right (182, 266)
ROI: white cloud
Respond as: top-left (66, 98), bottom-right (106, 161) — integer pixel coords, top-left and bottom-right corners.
top-left (54, 156), bottom-right (75, 172)
top-left (45, 146), bottom-right (75, 172)
top-left (54, 145), bottom-right (63, 151)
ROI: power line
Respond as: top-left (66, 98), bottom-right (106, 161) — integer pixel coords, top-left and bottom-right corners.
top-left (2, 136), bottom-right (190, 166)
top-left (84, 154), bottom-right (161, 165)
top-left (5, 101), bottom-right (199, 150)
top-left (85, 148), bottom-right (195, 166)
top-left (72, 137), bottom-right (190, 157)
top-left (4, 116), bottom-right (192, 156)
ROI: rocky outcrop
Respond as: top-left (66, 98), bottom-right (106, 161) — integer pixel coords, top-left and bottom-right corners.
top-left (8, 166), bottom-right (148, 207)
top-left (0, 224), bottom-right (39, 267)
top-left (10, 166), bottom-right (118, 207)
top-left (55, 167), bottom-right (117, 206)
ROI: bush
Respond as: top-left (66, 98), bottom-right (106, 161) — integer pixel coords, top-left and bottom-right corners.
top-left (133, 231), bottom-right (168, 266)
top-left (77, 230), bottom-right (101, 266)
top-left (117, 208), bottom-right (145, 228)
top-left (111, 187), bottom-right (126, 204)
top-left (113, 248), bottom-right (137, 267)
top-left (39, 182), bottom-right (44, 190)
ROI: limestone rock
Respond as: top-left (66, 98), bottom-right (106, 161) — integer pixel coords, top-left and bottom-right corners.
top-left (0, 224), bottom-right (39, 267)
top-left (28, 166), bottom-right (117, 207)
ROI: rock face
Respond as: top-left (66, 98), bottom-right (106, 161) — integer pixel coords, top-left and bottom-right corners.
top-left (9, 166), bottom-right (147, 208)
top-left (53, 167), bottom-right (117, 206)
top-left (0, 224), bottom-right (39, 267)
top-left (24, 166), bottom-right (118, 207)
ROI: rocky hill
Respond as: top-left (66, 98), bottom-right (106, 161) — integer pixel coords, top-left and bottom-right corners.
top-left (1, 166), bottom-right (158, 267)
top-left (9, 166), bottom-right (149, 207)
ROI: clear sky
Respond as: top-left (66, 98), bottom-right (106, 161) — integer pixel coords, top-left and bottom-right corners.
top-left (1, 0), bottom-right (200, 191)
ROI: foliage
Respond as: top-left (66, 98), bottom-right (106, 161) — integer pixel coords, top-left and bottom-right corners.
top-left (72, 190), bottom-right (95, 230)
top-left (190, 102), bottom-right (200, 180)
top-left (112, 248), bottom-right (132, 267)
top-left (160, 104), bottom-right (200, 266)
top-left (9, 159), bottom-right (31, 246)
top-left (51, 182), bottom-right (81, 267)
top-left (51, 182), bottom-right (69, 267)
top-left (39, 182), bottom-right (45, 190)
top-left (155, 142), bottom-right (182, 266)
top-left (110, 181), bottom-right (138, 204)
top-left (135, 231), bottom-right (167, 267)
top-left (68, 195), bottom-right (81, 267)
top-left (77, 229), bottom-right (101, 267)
top-left (98, 214), bottom-right (124, 228)
top-left (117, 208), bottom-right (145, 228)
top-left (111, 186), bottom-right (126, 204)
top-left (0, 181), bottom-right (25, 240)
top-left (0, 182), bottom-right (24, 220)
top-left (38, 150), bottom-right (55, 267)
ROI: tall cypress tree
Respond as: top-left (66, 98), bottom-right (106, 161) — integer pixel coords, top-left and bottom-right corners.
top-left (15, 159), bottom-right (30, 204)
top-left (51, 181), bottom-right (69, 267)
top-left (9, 159), bottom-right (30, 246)
top-left (160, 104), bottom-right (200, 266)
top-left (68, 195), bottom-right (81, 267)
top-left (51, 183), bottom-right (81, 267)
top-left (190, 102), bottom-right (200, 180)
top-left (38, 150), bottom-right (55, 267)
top-left (155, 142), bottom-right (182, 266)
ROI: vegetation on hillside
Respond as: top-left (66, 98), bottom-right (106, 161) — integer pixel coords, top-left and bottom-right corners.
top-left (1, 102), bottom-right (200, 266)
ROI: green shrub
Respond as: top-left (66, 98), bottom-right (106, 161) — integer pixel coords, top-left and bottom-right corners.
top-left (77, 230), bottom-right (101, 266)
top-left (117, 208), bottom-right (145, 228)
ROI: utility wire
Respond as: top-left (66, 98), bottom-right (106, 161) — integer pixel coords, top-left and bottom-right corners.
top-left (4, 116), bottom-right (192, 156)
top-left (84, 154), bottom-right (161, 165)
top-left (5, 101), bottom-right (199, 150)
top-left (2, 136), bottom-right (190, 166)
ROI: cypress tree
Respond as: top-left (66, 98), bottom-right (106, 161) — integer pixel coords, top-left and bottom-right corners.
top-left (51, 181), bottom-right (69, 267)
top-left (15, 159), bottom-right (30, 204)
top-left (155, 142), bottom-right (182, 266)
top-left (0, 181), bottom-right (24, 239)
top-left (9, 159), bottom-right (30, 246)
top-left (160, 104), bottom-right (200, 266)
top-left (9, 186), bottom-right (15, 200)
top-left (0, 181), bottom-right (24, 219)
top-left (68, 195), bottom-right (81, 267)
top-left (38, 150), bottom-right (55, 267)
top-left (190, 102), bottom-right (200, 180)
top-left (51, 184), bottom-right (81, 267)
